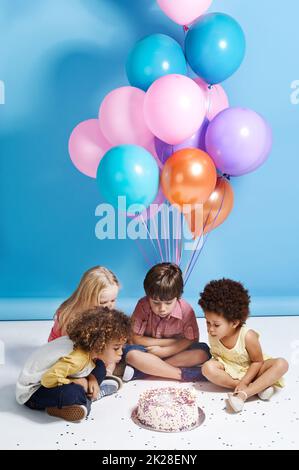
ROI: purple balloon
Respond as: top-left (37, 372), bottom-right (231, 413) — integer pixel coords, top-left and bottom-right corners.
top-left (155, 118), bottom-right (209, 165)
top-left (205, 108), bottom-right (272, 177)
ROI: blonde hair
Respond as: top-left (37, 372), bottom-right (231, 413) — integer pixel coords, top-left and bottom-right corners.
top-left (56, 266), bottom-right (119, 334)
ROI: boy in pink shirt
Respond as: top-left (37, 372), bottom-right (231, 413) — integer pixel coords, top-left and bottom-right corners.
top-left (123, 263), bottom-right (211, 382)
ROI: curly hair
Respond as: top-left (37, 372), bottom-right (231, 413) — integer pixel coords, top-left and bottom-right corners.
top-left (144, 263), bottom-right (184, 301)
top-left (66, 307), bottom-right (131, 353)
top-left (198, 279), bottom-right (250, 324)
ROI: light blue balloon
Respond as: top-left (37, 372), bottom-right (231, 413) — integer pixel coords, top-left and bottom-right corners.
top-left (185, 13), bottom-right (246, 85)
top-left (97, 145), bottom-right (159, 211)
top-left (126, 33), bottom-right (187, 91)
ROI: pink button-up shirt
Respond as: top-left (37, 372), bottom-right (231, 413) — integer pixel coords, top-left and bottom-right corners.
top-left (131, 297), bottom-right (199, 341)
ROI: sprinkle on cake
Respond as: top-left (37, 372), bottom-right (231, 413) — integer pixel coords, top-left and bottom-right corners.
top-left (136, 387), bottom-right (198, 432)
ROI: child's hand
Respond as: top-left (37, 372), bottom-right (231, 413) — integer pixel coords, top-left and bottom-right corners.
top-left (146, 346), bottom-right (169, 358)
top-left (87, 374), bottom-right (100, 401)
top-left (71, 378), bottom-right (88, 393)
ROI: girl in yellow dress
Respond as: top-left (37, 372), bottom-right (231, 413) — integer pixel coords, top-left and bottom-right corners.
top-left (199, 279), bottom-right (289, 413)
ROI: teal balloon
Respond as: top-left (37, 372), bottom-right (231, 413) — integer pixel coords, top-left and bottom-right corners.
top-left (126, 33), bottom-right (187, 91)
top-left (185, 13), bottom-right (246, 85)
top-left (97, 145), bottom-right (159, 210)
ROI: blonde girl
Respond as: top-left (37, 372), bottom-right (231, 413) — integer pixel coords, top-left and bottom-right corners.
top-left (48, 266), bottom-right (119, 342)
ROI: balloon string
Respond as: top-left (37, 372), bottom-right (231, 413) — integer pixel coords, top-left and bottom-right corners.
top-left (178, 211), bottom-right (183, 266)
top-left (184, 182), bottom-right (226, 282)
top-left (134, 235), bottom-right (155, 267)
top-left (139, 213), bottom-right (162, 262)
top-left (175, 207), bottom-right (181, 265)
top-left (206, 85), bottom-right (213, 118)
top-left (183, 196), bottom-right (217, 279)
top-left (184, 181), bottom-right (227, 284)
top-left (161, 201), bottom-right (168, 262)
top-left (149, 210), bottom-right (164, 262)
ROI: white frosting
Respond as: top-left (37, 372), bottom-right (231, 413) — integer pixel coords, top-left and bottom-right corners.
top-left (137, 387), bottom-right (198, 432)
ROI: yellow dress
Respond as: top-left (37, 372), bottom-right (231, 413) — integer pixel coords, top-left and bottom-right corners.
top-left (209, 326), bottom-right (284, 387)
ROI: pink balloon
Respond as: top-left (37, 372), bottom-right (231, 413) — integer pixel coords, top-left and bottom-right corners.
top-left (99, 86), bottom-right (153, 147)
top-left (157, 0), bottom-right (212, 26)
top-left (144, 74), bottom-right (206, 145)
top-left (68, 119), bottom-right (110, 178)
top-left (194, 77), bottom-right (229, 121)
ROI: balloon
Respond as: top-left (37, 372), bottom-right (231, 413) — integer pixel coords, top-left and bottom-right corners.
top-left (68, 119), bottom-right (110, 178)
top-left (157, 0), bottom-right (212, 26)
top-left (161, 148), bottom-right (217, 208)
top-left (185, 13), bottom-right (246, 84)
top-left (126, 34), bottom-right (187, 91)
top-left (193, 77), bottom-right (229, 121)
top-left (97, 145), bottom-right (159, 210)
top-left (99, 86), bottom-right (153, 147)
top-left (127, 180), bottom-right (165, 222)
top-left (146, 139), bottom-right (164, 170)
top-left (205, 108), bottom-right (272, 176)
top-left (154, 118), bottom-right (209, 164)
top-left (144, 74), bottom-right (206, 145)
top-left (185, 177), bottom-right (234, 238)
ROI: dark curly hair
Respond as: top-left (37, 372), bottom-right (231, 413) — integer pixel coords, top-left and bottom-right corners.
top-left (198, 279), bottom-right (250, 325)
top-left (66, 307), bottom-right (131, 353)
top-left (144, 262), bottom-right (184, 301)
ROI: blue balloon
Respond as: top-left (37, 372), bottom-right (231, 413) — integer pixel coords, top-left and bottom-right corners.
top-left (97, 145), bottom-right (159, 211)
top-left (185, 13), bottom-right (246, 85)
top-left (126, 33), bottom-right (187, 91)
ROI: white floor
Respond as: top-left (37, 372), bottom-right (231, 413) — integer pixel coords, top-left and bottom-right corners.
top-left (0, 317), bottom-right (298, 450)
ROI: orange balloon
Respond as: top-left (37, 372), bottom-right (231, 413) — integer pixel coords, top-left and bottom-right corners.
top-left (161, 148), bottom-right (217, 209)
top-left (185, 177), bottom-right (234, 238)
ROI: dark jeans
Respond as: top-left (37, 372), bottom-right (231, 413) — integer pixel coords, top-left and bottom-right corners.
top-left (25, 359), bottom-right (106, 415)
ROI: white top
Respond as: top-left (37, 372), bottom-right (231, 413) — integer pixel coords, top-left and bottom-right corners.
top-left (16, 336), bottom-right (94, 405)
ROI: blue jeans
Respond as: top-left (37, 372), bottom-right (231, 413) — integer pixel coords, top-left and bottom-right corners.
top-left (25, 359), bottom-right (106, 415)
top-left (123, 341), bottom-right (211, 361)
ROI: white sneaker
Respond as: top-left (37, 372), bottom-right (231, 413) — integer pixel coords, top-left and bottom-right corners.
top-left (227, 390), bottom-right (248, 413)
top-left (258, 386), bottom-right (274, 401)
top-left (122, 365), bottom-right (135, 382)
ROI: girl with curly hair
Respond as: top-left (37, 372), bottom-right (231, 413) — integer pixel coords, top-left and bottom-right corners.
top-left (16, 308), bottom-right (131, 422)
top-left (198, 279), bottom-right (288, 413)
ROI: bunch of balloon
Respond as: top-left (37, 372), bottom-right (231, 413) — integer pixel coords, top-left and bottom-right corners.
top-left (67, 0), bottom-right (272, 279)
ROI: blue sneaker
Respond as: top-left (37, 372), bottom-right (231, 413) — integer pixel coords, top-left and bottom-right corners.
top-left (98, 376), bottom-right (122, 399)
top-left (180, 367), bottom-right (207, 382)
top-left (122, 365), bottom-right (147, 382)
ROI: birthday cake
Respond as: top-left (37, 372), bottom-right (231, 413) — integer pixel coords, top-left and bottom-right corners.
top-left (135, 387), bottom-right (198, 432)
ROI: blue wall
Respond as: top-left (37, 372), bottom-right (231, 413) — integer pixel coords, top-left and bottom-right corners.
top-left (0, 0), bottom-right (298, 319)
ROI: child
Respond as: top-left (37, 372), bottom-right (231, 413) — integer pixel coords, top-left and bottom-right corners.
top-left (48, 266), bottom-right (119, 377)
top-left (16, 308), bottom-right (131, 422)
top-left (48, 266), bottom-right (119, 342)
top-left (123, 262), bottom-right (211, 382)
top-left (199, 279), bottom-right (289, 413)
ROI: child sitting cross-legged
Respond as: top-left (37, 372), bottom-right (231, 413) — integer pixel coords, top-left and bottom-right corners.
top-left (16, 308), bottom-right (131, 422)
top-left (199, 279), bottom-right (289, 413)
top-left (123, 263), bottom-right (211, 382)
